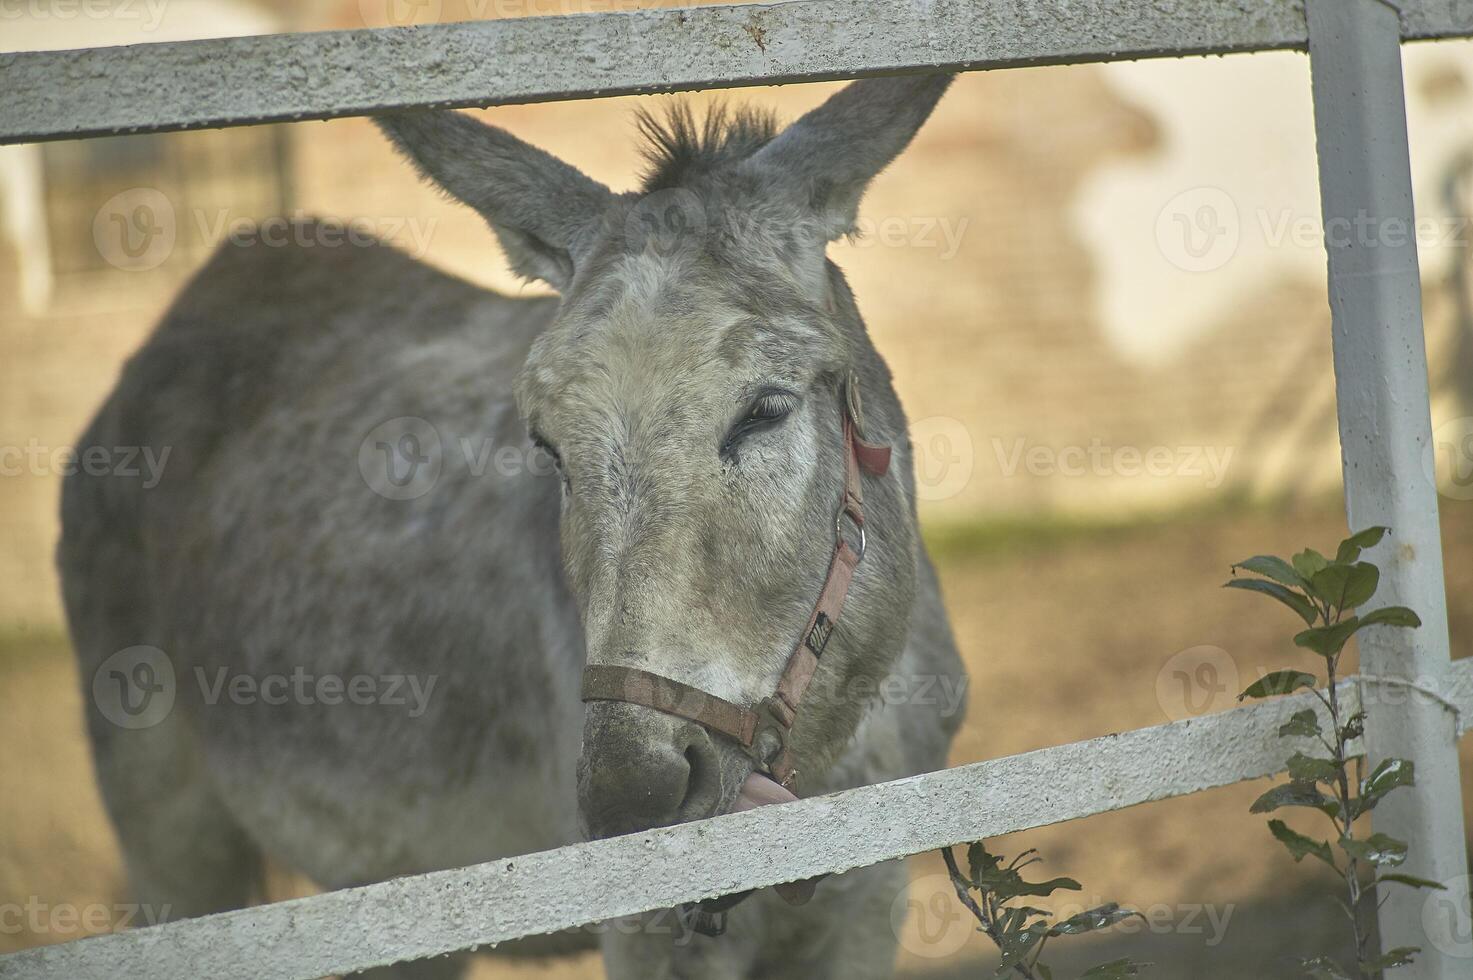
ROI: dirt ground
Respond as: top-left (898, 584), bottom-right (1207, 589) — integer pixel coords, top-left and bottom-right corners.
top-left (3, 500), bottom-right (1472, 978)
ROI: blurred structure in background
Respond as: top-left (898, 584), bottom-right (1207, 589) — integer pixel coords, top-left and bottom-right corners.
top-left (4, 4), bottom-right (1473, 978)
top-left (2, 1), bottom-right (1472, 617)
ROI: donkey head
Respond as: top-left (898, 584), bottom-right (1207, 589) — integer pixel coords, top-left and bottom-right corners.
top-left (377, 74), bottom-right (951, 839)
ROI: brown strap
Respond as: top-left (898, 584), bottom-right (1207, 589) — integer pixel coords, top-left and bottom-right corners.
top-left (582, 665), bottom-right (759, 748)
top-left (764, 408), bottom-right (888, 782)
top-left (853, 436), bottom-right (892, 478)
top-left (772, 538), bottom-right (860, 724)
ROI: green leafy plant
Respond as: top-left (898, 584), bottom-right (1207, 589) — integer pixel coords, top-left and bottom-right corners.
top-left (1227, 525), bottom-right (1442, 978)
top-left (940, 841), bottom-right (1151, 978)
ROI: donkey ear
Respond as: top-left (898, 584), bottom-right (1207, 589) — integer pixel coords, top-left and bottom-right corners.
top-left (745, 73), bottom-right (954, 241)
top-left (375, 110), bottom-right (613, 291)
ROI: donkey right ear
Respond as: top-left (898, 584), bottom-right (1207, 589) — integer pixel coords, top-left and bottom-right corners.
top-left (375, 110), bottom-right (613, 292)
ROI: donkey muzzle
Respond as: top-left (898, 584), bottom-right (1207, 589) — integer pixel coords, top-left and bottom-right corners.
top-left (577, 699), bottom-right (725, 840)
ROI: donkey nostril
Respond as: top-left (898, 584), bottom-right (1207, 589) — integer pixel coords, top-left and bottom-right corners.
top-left (676, 731), bottom-right (721, 820)
top-left (578, 704), bottom-right (727, 837)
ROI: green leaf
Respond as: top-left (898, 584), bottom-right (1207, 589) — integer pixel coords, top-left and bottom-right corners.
top-left (1340, 832), bottom-right (1409, 867)
top-left (1293, 618), bottom-right (1360, 658)
top-left (993, 920), bottom-right (1046, 975)
top-left (1268, 819), bottom-right (1336, 869)
top-left (1239, 670), bottom-right (1319, 701)
top-left (1278, 709), bottom-right (1323, 739)
top-left (1342, 562), bottom-right (1380, 609)
top-left (1299, 955), bottom-right (1353, 980)
top-left (1309, 564), bottom-right (1354, 608)
top-left (1285, 752), bottom-right (1340, 784)
top-left (1364, 947), bottom-right (1420, 971)
top-left (1359, 759), bottom-right (1416, 815)
top-left (1305, 560), bottom-right (1380, 610)
top-left (1379, 873), bottom-right (1446, 890)
top-left (999, 906), bottom-right (1045, 935)
top-left (1047, 904), bottom-right (1139, 936)
top-left (968, 845), bottom-right (1080, 902)
top-left (1251, 781), bottom-right (1342, 819)
top-left (967, 841), bottom-right (998, 884)
top-left (1336, 526), bottom-right (1389, 563)
top-left (1357, 606), bottom-right (1422, 630)
top-left (1293, 548), bottom-right (1330, 580)
top-left (1339, 711), bottom-right (1366, 744)
top-left (1011, 877), bottom-right (1083, 899)
top-left (1223, 578), bottom-right (1319, 626)
top-left (1233, 555), bottom-right (1309, 589)
top-left (1080, 960), bottom-right (1152, 978)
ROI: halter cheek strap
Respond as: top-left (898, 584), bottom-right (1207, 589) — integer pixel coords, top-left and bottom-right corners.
top-left (580, 374), bottom-right (891, 789)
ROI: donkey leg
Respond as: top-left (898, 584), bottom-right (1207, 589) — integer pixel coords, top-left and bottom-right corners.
top-left (600, 862), bottom-right (906, 979)
top-left (757, 861), bottom-right (908, 980)
top-left (90, 713), bottom-right (263, 922)
top-left (600, 907), bottom-right (756, 980)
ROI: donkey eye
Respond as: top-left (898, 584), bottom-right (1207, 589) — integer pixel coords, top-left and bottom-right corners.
top-left (530, 432), bottom-right (562, 469)
top-left (722, 390), bottom-right (799, 458)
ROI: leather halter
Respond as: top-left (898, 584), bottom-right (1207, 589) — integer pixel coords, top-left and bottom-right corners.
top-left (580, 374), bottom-right (892, 790)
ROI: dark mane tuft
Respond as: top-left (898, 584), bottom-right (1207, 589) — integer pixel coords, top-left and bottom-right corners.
top-left (634, 100), bottom-right (781, 192)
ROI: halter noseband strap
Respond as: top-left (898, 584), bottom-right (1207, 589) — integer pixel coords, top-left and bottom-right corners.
top-left (580, 374), bottom-right (891, 790)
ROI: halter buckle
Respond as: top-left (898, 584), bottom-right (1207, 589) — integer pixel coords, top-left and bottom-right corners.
top-left (743, 696), bottom-right (792, 772)
top-left (845, 371), bottom-right (865, 435)
top-left (837, 504), bottom-right (866, 560)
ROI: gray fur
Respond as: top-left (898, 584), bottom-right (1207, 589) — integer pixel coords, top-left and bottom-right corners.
top-left (58, 74), bottom-right (966, 980)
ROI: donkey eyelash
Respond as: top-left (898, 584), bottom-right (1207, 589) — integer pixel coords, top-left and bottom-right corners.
top-left (745, 391), bottom-right (800, 421)
top-left (721, 389), bottom-right (800, 459)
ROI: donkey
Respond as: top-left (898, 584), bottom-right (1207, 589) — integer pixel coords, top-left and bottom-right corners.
top-left (58, 73), bottom-right (966, 979)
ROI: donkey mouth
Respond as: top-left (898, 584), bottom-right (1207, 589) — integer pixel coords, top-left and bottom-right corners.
top-left (731, 771), bottom-right (799, 812)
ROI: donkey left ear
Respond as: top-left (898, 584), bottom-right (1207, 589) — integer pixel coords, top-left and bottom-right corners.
top-left (375, 109), bottom-right (614, 291)
top-left (744, 73), bottom-right (954, 241)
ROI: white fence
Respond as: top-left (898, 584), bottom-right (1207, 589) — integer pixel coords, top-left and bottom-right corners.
top-left (2, 1), bottom-right (1472, 977)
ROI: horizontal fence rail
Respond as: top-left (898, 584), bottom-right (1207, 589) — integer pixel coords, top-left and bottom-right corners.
top-left (3, 661), bottom-right (1469, 980)
top-left (3, 0), bottom-right (1473, 145)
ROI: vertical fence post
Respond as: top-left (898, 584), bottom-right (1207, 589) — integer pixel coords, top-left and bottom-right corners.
top-left (1307, 0), bottom-right (1471, 974)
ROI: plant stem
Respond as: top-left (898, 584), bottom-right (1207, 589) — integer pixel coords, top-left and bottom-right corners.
top-left (940, 847), bottom-right (1040, 980)
top-left (1323, 606), bottom-right (1369, 974)
top-left (941, 847), bottom-right (986, 926)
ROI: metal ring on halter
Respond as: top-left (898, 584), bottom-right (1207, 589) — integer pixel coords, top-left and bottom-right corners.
top-left (836, 507), bottom-right (866, 560)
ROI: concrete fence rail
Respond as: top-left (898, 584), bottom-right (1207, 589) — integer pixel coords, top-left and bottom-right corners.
top-left (2, 0), bottom-right (1473, 145)
top-left (2, 662), bottom-right (1469, 980)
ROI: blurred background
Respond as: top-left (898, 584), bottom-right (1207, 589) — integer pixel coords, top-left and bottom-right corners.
top-left (3, 0), bottom-right (1473, 976)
